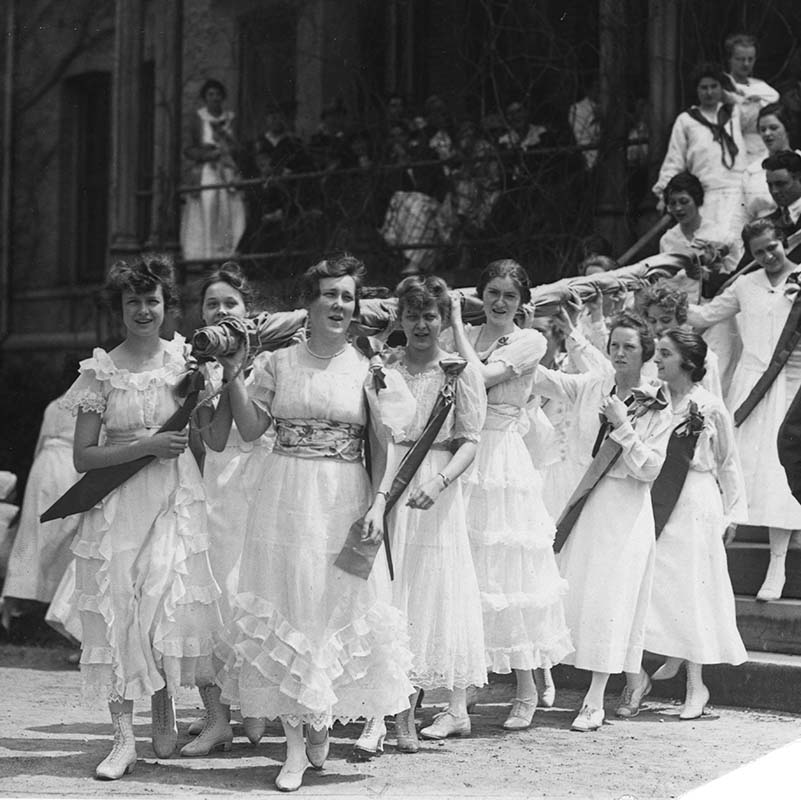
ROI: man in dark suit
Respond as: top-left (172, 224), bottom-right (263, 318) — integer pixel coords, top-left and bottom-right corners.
top-left (764, 150), bottom-right (801, 258)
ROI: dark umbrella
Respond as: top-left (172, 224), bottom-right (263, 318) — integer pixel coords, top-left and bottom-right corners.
top-left (40, 369), bottom-right (206, 522)
top-left (335, 358), bottom-right (467, 580)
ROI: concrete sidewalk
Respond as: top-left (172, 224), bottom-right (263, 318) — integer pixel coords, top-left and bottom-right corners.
top-left (0, 645), bottom-right (799, 800)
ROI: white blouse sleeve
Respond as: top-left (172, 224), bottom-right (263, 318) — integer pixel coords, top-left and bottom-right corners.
top-left (487, 329), bottom-right (547, 375)
top-left (709, 403), bottom-right (749, 524)
top-left (453, 362), bottom-right (488, 443)
top-left (653, 114), bottom-right (689, 198)
top-left (608, 408), bottom-right (671, 482)
top-left (60, 360), bottom-right (106, 416)
top-left (532, 365), bottom-right (593, 404)
top-left (247, 351), bottom-right (277, 414)
top-left (687, 283), bottom-right (741, 329)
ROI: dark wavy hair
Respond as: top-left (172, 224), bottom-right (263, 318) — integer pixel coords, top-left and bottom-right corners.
top-left (476, 259), bottom-right (532, 304)
top-left (199, 261), bottom-right (253, 310)
top-left (761, 149), bottom-right (801, 177)
top-left (690, 62), bottom-right (728, 93)
top-left (298, 253), bottom-right (366, 317)
top-left (757, 102), bottom-right (794, 148)
top-left (663, 171), bottom-right (705, 208)
top-left (641, 284), bottom-right (689, 325)
top-left (661, 328), bottom-right (708, 383)
top-left (104, 253), bottom-right (180, 312)
top-left (607, 310), bottom-right (655, 363)
top-left (395, 274), bottom-right (451, 323)
top-left (199, 79), bottom-right (226, 101)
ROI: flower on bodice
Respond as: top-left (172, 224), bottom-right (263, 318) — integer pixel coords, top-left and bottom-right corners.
top-left (784, 271), bottom-right (801, 300)
top-left (674, 399), bottom-right (705, 438)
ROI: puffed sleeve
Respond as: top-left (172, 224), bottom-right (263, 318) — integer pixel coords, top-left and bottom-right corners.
top-left (708, 403), bottom-right (749, 524)
top-left (453, 362), bottom-right (488, 443)
top-left (608, 407), bottom-right (672, 482)
top-left (487, 329), bottom-right (547, 376)
top-left (60, 355), bottom-right (106, 416)
top-left (653, 113), bottom-right (689, 197)
top-left (687, 283), bottom-right (741, 329)
top-left (247, 350), bottom-right (277, 414)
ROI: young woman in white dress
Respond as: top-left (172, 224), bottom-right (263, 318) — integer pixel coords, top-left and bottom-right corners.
top-left (64, 256), bottom-right (221, 779)
top-left (639, 329), bottom-right (747, 719)
top-left (445, 260), bottom-right (573, 729)
top-left (356, 275), bottom-right (487, 754)
top-left (533, 312), bottom-right (673, 731)
top-left (688, 217), bottom-right (801, 602)
top-left (218, 255), bottom-right (414, 792)
top-left (180, 263), bottom-right (273, 755)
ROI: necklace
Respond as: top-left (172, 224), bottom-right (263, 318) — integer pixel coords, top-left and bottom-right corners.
top-left (304, 339), bottom-right (347, 359)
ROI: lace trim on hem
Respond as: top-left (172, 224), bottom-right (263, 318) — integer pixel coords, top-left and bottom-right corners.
top-left (221, 591), bottom-right (413, 713)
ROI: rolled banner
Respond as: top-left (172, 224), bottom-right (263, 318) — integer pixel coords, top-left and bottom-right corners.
top-left (335, 357), bottom-right (467, 580)
top-left (191, 253), bottom-right (691, 357)
top-left (40, 369), bottom-right (206, 522)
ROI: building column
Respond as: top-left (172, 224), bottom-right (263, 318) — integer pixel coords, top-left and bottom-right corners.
top-left (647, 0), bottom-right (678, 188)
top-left (108, 0), bottom-right (143, 257)
top-left (594, 0), bottom-right (629, 254)
top-left (147, 0), bottom-right (183, 254)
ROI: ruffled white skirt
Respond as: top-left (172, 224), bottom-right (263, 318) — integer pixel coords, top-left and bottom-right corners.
top-left (218, 452), bottom-right (413, 727)
top-left (388, 446), bottom-right (487, 690)
top-left (73, 451), bottom-right (222, 701)
top-left (464, 428), bottom-right (573, 672)
top-left (645, 470), bottom-right (747, 665)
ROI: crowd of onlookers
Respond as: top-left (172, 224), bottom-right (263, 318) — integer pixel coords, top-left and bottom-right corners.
top-left (178, 79), bottom-right (625, 274)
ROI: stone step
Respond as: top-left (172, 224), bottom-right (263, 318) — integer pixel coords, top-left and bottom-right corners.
top-left (726, 542), bottom-right (801, 599)
top-left (736, 596), bottom-right (801, 655)
top-left (549, 650), bottom-right (801, 714)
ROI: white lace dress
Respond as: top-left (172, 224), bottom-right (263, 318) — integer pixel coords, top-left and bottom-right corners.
top-left (455, 326), bottom-right (573, 672)
top-left (645, 385), bottom-right (748, 665)
top-left (383, 353), bottom-right (488, 690)
top-left (218, 344), bottom-right (414, 726)
top-left (62, 336), bottom-right (222, 701)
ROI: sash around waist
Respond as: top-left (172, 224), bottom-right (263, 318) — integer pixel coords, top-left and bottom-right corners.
top-left (484, 403), bottom-right (526, 432)
top-left (273, 417), bottom-right (364, 462)
top-left (105, 428), bottom-right (159, 446)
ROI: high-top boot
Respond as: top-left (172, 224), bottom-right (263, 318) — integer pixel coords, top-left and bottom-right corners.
top-left (151, 687), bottom-right (177, 758)
top-left (180, 684), bottom-right (233, 756)
top-left (757, 529), bottom-right (793, 602)
top-left (96, 710), bottom-right (137, 780)
top-left (679, 662), bottom-right (709, 720)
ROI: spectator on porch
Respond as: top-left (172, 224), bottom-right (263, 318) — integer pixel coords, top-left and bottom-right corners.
top-left (723, 33), bottom-right (779, 165)
top-left (653, 63), bottom-right (746, 229)
top-left (569, 78), bottom-right (601, 169)
top-left (180, 79), bottom-right (246, 261)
